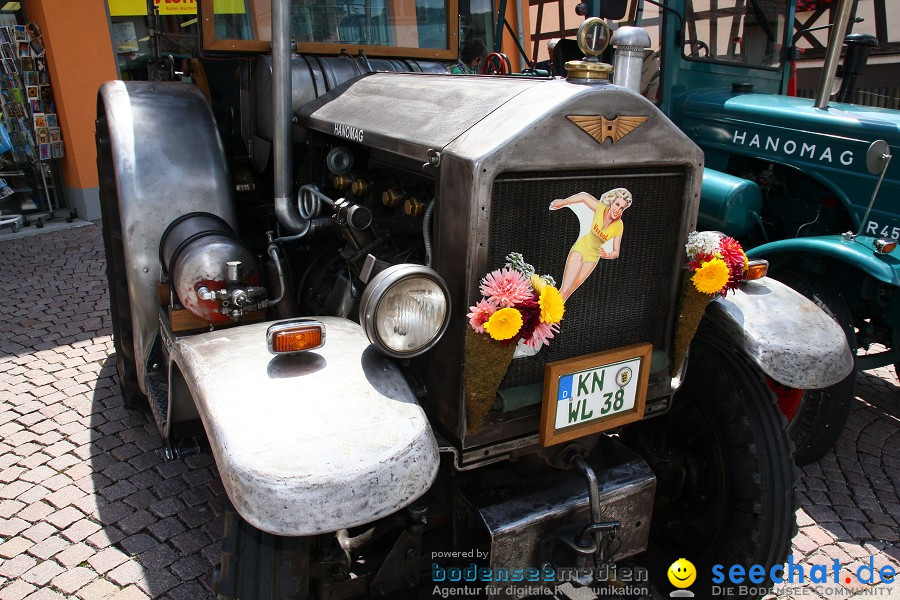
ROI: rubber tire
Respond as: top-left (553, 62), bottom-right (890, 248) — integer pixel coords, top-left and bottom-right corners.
top-left (97, 114), bottom-right (148, 410)
top-left (629, 336), bottom-right (797, 600)
top-left (774, 271), bottom-right (856, 465)
top-left (214, 508), bottom-right (307, 600)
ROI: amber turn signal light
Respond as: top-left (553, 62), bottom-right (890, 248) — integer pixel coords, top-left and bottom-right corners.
top-left (874, 239), bottom-right (897, 254)
top-left (266, 320), bottom-right (326, 354)
top-left (742, 259), bottom-right (769, 282)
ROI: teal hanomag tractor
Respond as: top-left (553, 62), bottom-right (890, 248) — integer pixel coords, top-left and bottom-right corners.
top-left (567, 0), bottom-right (898, 464)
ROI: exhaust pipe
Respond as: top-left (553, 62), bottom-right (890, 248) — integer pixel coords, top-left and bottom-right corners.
top-left (272, 0), bottom-right (309, 234)
top-left (611, 26), bottom-right (651, 94)
top-left (813, 0), bottom-right (854, 110)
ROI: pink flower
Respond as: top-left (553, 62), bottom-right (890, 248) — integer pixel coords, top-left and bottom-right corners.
top-left (719, 237), bottom-right (745, 271)
top-left (480, 268), bottom-right (533, 308)
top-left (467, 299), bottom-right (498, 334)
top-left (524, 322), bottom-right (560, 348)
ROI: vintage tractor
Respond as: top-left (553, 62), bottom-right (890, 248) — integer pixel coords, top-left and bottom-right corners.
top-left (574, 0), bottom-right (898, 465)
top-left (96, 0), bottom-right (852, 598)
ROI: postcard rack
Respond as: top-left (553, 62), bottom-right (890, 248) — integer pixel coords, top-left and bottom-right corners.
top-left (0, 20), bottom-right (69, 221)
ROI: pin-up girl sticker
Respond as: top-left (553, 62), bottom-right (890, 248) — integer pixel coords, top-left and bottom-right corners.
top-left (549, 187), bottom-right (632, 301)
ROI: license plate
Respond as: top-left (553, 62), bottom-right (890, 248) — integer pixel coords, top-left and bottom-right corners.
top-left (540, 343), bottom-right (652, 447)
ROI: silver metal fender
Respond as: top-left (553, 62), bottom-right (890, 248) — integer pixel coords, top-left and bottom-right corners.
top-left (98, 81), bottom-right (235, 394)
top-left (170, 316), bottom-right (440, 536)
top-left (704, 277), bottom-right (854, 389)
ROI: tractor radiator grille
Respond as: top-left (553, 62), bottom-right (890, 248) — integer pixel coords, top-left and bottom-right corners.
top-left (488, 167), bottom-right (688, 388)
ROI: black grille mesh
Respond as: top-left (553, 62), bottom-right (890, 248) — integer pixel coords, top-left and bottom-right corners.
top-left (488, 167), bottom-right (687, 388)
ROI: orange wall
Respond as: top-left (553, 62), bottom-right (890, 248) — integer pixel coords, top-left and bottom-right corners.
top-left (24, 0), bottom-right (118, 191)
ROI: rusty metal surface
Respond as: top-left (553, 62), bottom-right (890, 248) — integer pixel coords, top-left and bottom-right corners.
top-left (706, 277), bottom-right (855, 389)
top-left (98, 81), bottom-right (236, 397)
top-left (171, 316), bottom-right (440, 536)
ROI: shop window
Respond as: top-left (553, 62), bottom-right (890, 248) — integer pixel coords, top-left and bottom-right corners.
top-left (459, 0), bottom-right (493, 52)
top-left (200, 0), bottom-right (455, 58)
top-left (107, 0), bottom-right (200, 80)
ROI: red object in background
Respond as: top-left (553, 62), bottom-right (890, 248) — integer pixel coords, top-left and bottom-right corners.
top-left (787, 46), bottom-right (803, 96)
top-left (796, 0), bottom-right (833, 11)
top-left (788, 59), bottom-right (797, 96)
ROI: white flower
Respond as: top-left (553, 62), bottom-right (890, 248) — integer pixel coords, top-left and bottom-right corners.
top-left (685, 231), bottom-right (723, 259)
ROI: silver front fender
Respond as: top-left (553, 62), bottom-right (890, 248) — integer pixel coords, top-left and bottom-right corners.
top-left (704, 277), bottom-right (854, 389)
top-left (170, 317), bottom-right (440, 536)
top-left (98, 81), bottom-right (235, 395)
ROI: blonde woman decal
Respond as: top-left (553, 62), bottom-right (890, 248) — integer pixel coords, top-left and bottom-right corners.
top-left (549, 187), bottom-right (633, 301)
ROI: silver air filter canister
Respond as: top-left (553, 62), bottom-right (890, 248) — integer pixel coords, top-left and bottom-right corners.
top-left (159, 213), bottom-right (257, 324)
top-left (611, 26), bottom-right (651, 94)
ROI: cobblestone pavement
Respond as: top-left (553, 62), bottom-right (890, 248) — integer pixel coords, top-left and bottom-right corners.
top-left (0, 223), bottom-right (898, 600)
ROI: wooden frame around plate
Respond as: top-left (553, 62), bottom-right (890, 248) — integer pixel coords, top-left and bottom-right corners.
top-left (539, 342), bottom-right (653, 447)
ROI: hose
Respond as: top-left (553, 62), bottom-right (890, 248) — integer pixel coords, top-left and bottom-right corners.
top-left (271, 231), bottom-right (309, 245)
top-left (274, 184), bottom-right (336, 238)
top-left (260, 244), bottom-right (286, 308)
top-left (298, 184), bottom-right (336, 219)
top-left (271, 218), bottom-right (333, 244)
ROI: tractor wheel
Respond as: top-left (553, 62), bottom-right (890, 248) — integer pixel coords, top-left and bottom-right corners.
top-left (628, 336), bottom-right (796, 600)
top-left (214, 507), bottom-right (308, 600)
top-left (97, 115), bottom-right (147, 410)
top-left (774, 271), bottom-right (856, 465)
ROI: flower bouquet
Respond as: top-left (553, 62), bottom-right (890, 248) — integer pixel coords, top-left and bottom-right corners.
top-left (673, 232), bottom-right (748, 372)
top-left (464, 253), bottom-right (565, 433)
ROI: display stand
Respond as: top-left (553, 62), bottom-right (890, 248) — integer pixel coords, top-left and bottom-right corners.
top-left (0, 168), bottom-right (22, 231)
top-left (24, 161), bottom-right (74, 227)
top-left (0, 20), bottom-right (73, 225)
top-left (0, 210), bottom-right (24, 232)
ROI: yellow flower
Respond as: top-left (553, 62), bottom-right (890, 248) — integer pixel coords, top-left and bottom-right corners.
top-left (539, 285), bottom-right (565, 325)
top-left (484, 307), bottom-right (523, 341)
top-left (530, 274), bottom-right (547, 293)
top-left (692, 258), bottom-right (730, 295)
top-left (741, 250), bottom-right (749, 270)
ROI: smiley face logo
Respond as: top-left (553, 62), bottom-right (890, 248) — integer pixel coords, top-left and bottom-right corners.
top-left (668, 558), bottom-right (696, 589)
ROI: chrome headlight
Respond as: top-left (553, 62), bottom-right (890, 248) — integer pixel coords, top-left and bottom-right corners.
top-left (359, 264), bottom-right (450, 358)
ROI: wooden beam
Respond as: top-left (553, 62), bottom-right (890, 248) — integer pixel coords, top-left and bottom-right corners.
top-left (792, 6), bottom-right (827, 50)
top-left (531, 0), bottom-right (544, 63)
top-left (873, 0), bottom-right (887, 43)
top-left (168, 306), bottom-right (266, 333)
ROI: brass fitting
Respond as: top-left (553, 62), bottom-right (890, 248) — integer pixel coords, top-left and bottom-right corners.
top-left (382, 188), bottom-right (402, 208)
top-left (351, 178), bottom-right (371, 197)
top-left (331, 174), bottom-right (350, 190)
top-left (403, 197), bottom-right (424, 218)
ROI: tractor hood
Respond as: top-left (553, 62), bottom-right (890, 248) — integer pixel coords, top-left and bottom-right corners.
top-left (675, 90), bottom-right (900, 230)
top-left (677, 91), bottom-right (900, 144)
top-left (296, 72), bottom-right (703, 170)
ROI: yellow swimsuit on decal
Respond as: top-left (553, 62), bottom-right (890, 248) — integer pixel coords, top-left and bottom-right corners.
top-left (569, 205), bottom-right (624, 263)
